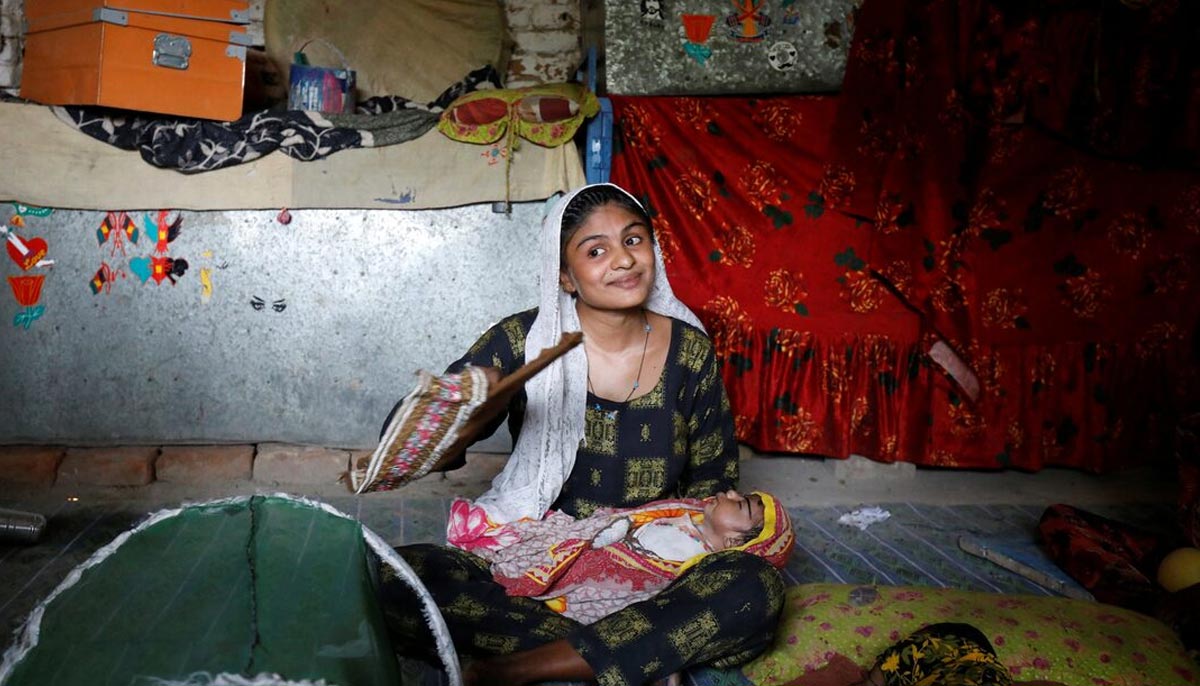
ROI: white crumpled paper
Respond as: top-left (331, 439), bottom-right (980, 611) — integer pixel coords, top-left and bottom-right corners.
top-left (837, 506), bottom-right (892, 530)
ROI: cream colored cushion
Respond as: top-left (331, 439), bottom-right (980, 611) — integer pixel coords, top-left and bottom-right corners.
top-left (744, 584), bottom-right (1197, 686)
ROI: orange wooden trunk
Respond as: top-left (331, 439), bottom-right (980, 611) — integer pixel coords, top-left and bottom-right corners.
top-left (21, 0), bottom-right (251, 121)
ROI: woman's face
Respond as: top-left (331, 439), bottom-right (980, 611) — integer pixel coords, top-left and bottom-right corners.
top-left (559, 203), bottom-right (656, 312)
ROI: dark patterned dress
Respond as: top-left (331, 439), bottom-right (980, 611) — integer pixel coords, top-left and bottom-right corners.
top-left (868, 623), bottom-right (1012, 686)
top-left (379, 308), bottom-right (785, 686)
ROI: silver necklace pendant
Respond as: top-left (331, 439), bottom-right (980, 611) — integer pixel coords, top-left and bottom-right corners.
top-left (586, 310), bottom-right (652, 405)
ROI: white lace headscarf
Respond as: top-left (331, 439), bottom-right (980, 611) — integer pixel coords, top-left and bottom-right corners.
top-left (474, 183), bottom-right (705, 524)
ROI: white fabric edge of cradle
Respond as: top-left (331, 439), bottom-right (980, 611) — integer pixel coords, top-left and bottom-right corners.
top-left (136, 672), bottom-right (343, 686)
top-left (0, 493), bottom-right (462, 686)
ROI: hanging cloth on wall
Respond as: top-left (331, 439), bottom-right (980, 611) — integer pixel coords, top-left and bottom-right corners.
top-left (437, 83), bottom-right (599, 206)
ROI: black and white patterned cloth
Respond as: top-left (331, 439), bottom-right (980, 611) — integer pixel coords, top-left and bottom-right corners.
top-left (51, 66), bottom-right (501, 174)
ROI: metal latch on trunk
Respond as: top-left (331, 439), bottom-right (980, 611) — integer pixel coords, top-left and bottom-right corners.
top-left (152, 34), bottom-right (192, 70)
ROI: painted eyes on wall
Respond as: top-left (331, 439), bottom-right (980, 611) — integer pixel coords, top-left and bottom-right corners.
top-left (640, 0), bottom-right (663, 24)
top-left (250, 296), bottom-right (286, 312)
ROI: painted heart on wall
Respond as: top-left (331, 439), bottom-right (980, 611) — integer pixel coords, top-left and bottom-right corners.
top-left (6, 235), bottom-right (48, 271)
top-left (129, 257), bottom-right (153, 284)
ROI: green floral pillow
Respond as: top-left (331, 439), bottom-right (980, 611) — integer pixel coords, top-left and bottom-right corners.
top-left (743, 584), bottom-right (1196, 686)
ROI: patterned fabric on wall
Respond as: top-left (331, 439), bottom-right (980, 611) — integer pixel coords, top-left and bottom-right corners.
top-left (610, 90), bottom-right (1198, 472)
top-left (820, 0), bottom-right (1200, 350)
top-left (814, 0), bottom-right (1200, 469)
top-left (1022, 1), bottom-right (1200, 168)
top-left (611, 95), bottom-right (944, 467)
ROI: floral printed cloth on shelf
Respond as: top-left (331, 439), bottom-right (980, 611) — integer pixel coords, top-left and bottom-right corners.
top-left (741, 583), bottom-right (1196, 686)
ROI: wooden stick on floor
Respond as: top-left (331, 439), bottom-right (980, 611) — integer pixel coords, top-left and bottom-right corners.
top-left (958, 535), bottom-right (1094, 601)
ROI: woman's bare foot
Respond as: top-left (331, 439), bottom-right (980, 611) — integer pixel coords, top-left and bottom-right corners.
top-left (462, 655), bottom-right (532, 686)
top-left (462, 640), bottom-right (594, 686)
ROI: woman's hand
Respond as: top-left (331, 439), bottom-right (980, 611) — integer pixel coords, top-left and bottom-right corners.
top-left (477, 366), bottom-right (503, 388)
top-left (592, 517), bottom-right (631, 548)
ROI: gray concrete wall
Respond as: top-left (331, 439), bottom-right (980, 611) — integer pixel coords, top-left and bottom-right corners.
top-left (0, 202), bottom-right (543, 450)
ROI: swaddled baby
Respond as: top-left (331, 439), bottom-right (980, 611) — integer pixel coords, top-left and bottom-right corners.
top-left (448, 489), bottom-right (794, 623)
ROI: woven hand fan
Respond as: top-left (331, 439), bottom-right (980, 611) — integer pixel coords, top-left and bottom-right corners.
top-left (351, 332), bottom-right (582, 494)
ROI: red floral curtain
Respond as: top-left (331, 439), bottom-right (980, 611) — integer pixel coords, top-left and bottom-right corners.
top-left (609, 0), bottom-right (1200, 472)
top-left (612, 95), bottom-right (953, 467)
top-left (824, 0), bottom-right (1200, 349)
top-left (818, 0), bottom-right (1200, 469)
top-left (1023, 0), bottom-right (1200, 168)
top-left (818, 0), bottom-right (1026, 348)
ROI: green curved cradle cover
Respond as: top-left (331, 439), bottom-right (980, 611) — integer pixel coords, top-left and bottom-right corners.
top-left (0, 494), bottom-right (459, 686)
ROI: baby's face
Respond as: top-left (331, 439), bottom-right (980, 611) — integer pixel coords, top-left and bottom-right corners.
top-left (703, 490), bottom-right (765, 549)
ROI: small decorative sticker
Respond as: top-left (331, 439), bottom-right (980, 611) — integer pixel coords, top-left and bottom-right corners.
top-left (165, 258), bottom-right (189, 285)
top-left (197, 250), bottom-right (228, 304)
top-left (97, 211), bottom-right (139, 256)
top-left (150, 256), bottom-right (170, 285)
top-left (148, 210), bottom-right (182, 256)
top-left (681, 14), bottom-right (717, 65)
top-left (5, 233), bottom-right (49, 271)
top-left (767, 41), bottom-right (798, 72)
top-left (640, 0), bottom-right (664, 26)
top-left (13, 204), bottom-right (53, 218)
top-left (780, 0), bottom-right (800, 25)
top-left (148, 256), bottom-right (189, 286)
top-left (89, 262), bottom-right (125, 295)
top-left (9, 274), bottom-right (45, 330)
top-left (200, 268), bottom-right (213, 301)
top-left (129, 256), bottom-right (153, 284)
top-left (727, 0), bottom-right (770, 43)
